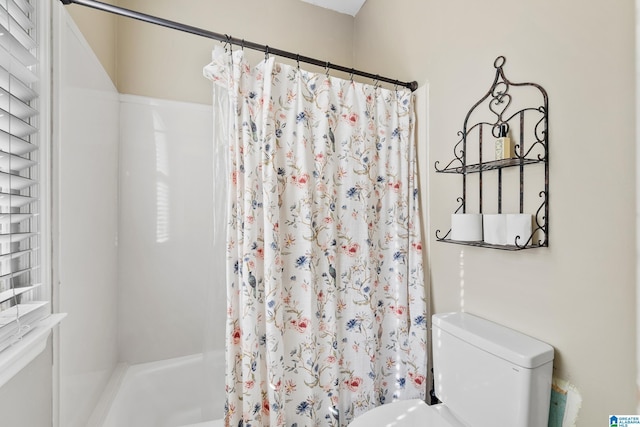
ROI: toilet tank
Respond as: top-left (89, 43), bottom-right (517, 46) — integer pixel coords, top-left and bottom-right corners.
top-left (432, 312), bottom-right (554, 427)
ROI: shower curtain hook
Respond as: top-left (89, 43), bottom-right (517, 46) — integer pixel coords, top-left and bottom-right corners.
top-left (374, 75), bottom-right (380, 89)
top-left (223, 34), bottom-right (231, 52)
top-left (349, 69), bottom-right (354, 83)
top-left (325, 61), bottom-right (330, 78)
top-left (265, 45), bottom-right (269, 62)
top-left (241, 39), bottom-right (245, 51)
top-left (227, 35), bottom-right (234, 66)
top-left (296, 54), bottom-right (300, 70)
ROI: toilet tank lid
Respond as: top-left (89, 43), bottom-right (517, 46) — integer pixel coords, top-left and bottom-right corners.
top-left (433, 312), bottom-right (554, 369)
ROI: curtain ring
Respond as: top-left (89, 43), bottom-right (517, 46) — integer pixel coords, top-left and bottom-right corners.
top-left (227, 34), bottom-right (233, 52)
top-left (227, 35), bottom-right (234, 66)
top-left (222, 34), bottom-right (230, 52)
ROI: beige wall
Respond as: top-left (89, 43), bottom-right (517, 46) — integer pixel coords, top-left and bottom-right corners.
top-left (66, 1), bottom-right (118, 83)
top-left (355, 0), bottom-right (636, 425)
top-left (73, 0), bottom-right (355, 104)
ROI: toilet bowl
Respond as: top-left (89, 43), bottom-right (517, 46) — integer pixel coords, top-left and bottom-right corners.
top-left (348, 312), bottom-right (554, 427)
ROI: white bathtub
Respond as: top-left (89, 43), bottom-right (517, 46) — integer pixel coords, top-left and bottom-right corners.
top-left (95, 352), bottom-right (225, 427)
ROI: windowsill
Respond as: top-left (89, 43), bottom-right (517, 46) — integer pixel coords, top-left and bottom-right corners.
top-left (0, 313), bottom-right (66, 389)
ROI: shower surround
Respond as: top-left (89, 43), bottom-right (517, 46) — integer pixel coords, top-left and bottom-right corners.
top-left (57, 9), bottom-right (225, 426)
top-left (118, 94), bottom-right (223, 365)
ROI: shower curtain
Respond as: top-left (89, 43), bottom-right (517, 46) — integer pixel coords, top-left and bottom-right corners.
top-left (204, 47), bottom-right (428, 427)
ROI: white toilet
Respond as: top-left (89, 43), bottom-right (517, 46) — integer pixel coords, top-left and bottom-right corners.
top-left (349, 312), bottom-right (554, 427)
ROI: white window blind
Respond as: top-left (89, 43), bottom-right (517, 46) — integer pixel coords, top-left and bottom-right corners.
top-left (0, 0), bottom-right (47, 353)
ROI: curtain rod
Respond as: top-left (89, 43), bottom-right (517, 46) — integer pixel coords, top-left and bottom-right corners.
top-left (60, 0), bottom-right (419, 92)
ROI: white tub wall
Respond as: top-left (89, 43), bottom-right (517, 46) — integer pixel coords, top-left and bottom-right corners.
top-left (118, 95), bottom-right (224, 364)
top-left (101, 352), bottom-right (226, 427)
top-left (56, 5), bottom-right (120, 427)
top-left (65, 0), bottom-right (118, 85)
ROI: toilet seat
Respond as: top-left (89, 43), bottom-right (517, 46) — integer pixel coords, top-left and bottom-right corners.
top-left (348, 399), bottom-right (467, 427)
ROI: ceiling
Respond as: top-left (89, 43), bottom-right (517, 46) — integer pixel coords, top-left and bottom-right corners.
top-left (299, 0), bottom-right (366, 16)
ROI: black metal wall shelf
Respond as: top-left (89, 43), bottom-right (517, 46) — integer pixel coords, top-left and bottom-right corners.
top-left (437, 157), bottom-right (544, 174)
top-left (438, 238), bottom-right (547, 251)
top-left (434, 56), bottom-right (549, 250)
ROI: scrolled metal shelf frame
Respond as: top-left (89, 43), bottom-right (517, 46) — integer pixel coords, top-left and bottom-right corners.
top-left (434, 56), bottom-right (549, 250)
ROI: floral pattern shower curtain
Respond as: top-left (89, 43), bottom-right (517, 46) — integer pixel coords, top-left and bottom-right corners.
top-left (204, 47), bottom-right (428, 427)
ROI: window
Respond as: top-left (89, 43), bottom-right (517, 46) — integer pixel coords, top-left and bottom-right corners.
top-left (0, 0), bottom-right (49, 355)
